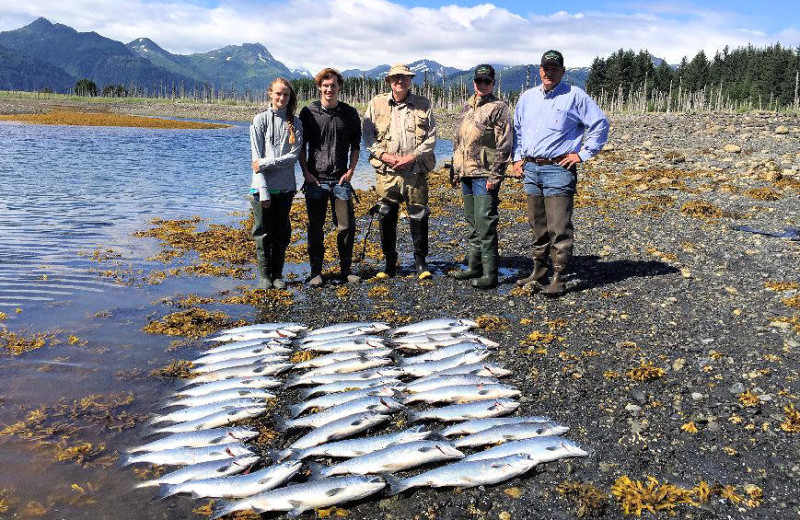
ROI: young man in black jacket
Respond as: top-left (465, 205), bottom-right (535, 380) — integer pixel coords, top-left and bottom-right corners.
top-left (299, 68), bottom-right (362, 286)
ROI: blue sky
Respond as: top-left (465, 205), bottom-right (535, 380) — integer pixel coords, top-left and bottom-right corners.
top-left (1, 1), bottom-right (798, 71)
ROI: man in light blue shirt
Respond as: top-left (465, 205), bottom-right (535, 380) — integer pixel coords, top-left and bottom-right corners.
top-left (511, 50), bottom-right (609, 297)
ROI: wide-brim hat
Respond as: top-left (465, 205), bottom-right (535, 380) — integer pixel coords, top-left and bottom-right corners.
top-left (385, 63), bottom-right (416, 82)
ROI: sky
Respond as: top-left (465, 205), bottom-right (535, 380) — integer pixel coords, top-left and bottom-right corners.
top-left (1, 1), bottom-right (798, 72)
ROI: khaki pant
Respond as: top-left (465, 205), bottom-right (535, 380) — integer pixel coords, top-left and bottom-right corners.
top-left (376, 170), bottom-right (428, 207)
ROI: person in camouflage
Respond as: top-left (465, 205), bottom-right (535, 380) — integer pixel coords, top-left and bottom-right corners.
top-left (450, 64), bottom-right (512, 289)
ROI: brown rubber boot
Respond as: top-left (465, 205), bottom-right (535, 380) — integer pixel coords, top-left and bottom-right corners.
top-left (516, 195), bottom-right (549, 287)
top-left (541, 195), bottom-right (574, 297)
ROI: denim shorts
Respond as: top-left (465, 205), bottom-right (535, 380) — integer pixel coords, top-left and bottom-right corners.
top-left (304, 180), bottom-right (352, 201)
top-left (522, 162), bottom-right (577, 197)
top-left (461, 177), bottom-right (500, 197)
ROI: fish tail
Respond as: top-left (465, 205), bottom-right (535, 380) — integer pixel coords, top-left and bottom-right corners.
top-left (209, 500), bottom-right (236, 520)
top-left (382, 473), bottom-right (411, 495)
top-left (117, 453), bottom-right (134, 467)
top-left (305, 460), bottom-right (327, 479)
top-left (155, 483), bottom-right (179, 500)
top-left (273, 416), bottom-right (293, 432)
top-left (287, 402), bottom-right (305, 418)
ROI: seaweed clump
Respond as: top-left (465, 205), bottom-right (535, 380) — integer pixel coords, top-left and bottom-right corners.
top-left (626, 361), bottom-right (665, 382)
top-left (779, 404), bottom-right (800, 433)
top-left (0, 393), bottom-right (138, 467)
top-left (611, 476), bottom-right (696, 515)
top-left (151, 360), bottom-right (195, 379)
top-left (143, 307), bottom-right (243, 337)
top-left (0, 330), bottom-right (54, 356)
top-left (680, 200), bottom-right (726, 219)
top-left (475, 314), bottom-right (508, 331)
top-left (556, 480), bottom-right (607, 517)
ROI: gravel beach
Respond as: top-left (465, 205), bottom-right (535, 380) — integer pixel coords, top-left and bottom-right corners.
top-left (2, 95), bottom-right (799, 518)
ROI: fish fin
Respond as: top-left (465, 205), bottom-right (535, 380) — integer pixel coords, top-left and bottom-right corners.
top-left (286, 507), bottom-right (305, 518)
top-left (155, 484), bottom-right (179, 500)
top-left (264, 448), bottom-right (286, 461)
top-left (283, 377), bottom-right (302, 388)
top-left (305, 460), bottom-right (327, 479)
top-left (273, 416), bottom-right (292, 432)
top-left (382, 473), bottom-right (410, 495)
top-left (117, 454), bottom-right (134, 467)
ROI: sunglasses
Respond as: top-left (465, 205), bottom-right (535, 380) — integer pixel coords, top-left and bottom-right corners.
top-left (474, 78), bottom-right (493, 86)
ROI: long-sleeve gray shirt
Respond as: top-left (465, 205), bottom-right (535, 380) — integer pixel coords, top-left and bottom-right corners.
top-left (250, 106), bottom-right (303, 194)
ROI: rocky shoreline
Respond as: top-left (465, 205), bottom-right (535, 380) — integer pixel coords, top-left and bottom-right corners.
top-left (141, 110), bottom-right (797, 519)
top-left (4, 94), bottom-right (799, 518)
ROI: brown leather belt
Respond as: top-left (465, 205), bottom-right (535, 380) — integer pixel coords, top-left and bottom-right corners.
top-left (525, 155), bottom-right (567, 165)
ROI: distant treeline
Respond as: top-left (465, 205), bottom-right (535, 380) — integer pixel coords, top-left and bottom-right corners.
top-left (586, 43), bottom-right (800, 112)
top-left (290, 76), bottom-right (520, 110)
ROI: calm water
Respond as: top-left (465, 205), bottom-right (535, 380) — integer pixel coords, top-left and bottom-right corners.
top-left (0, 119), bottom-right (452, 519)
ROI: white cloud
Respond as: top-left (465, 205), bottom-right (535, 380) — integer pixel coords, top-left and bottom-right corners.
top-left (0, 0), bottom-right (797, 71)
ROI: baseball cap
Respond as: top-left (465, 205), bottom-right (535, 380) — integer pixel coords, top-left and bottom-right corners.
top-left (541, 50), bottom-right (564, 67)
top-left (474, 64), bottom-right (495, 81)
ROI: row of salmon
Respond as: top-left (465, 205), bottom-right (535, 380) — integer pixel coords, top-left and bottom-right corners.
top-left (124, 318), bottom-right (588, 518)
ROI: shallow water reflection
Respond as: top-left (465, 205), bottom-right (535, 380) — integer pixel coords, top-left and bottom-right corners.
top-left (0, 119), bottom-right (452, 519)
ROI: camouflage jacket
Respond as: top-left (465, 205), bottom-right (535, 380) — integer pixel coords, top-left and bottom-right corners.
top-left (452, 93), bottom-right (512, 183)
top-left (362, 92), bottom-right (436, 175)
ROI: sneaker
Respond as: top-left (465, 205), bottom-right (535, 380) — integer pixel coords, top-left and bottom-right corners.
top-left (308, 274), bottom-right (324, 287)
top-left (272, 278), bottom-right (286, 290)
top-left (256, 278), bottom-right (272, 290)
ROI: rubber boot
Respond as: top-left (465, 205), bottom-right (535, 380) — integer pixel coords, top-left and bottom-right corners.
top-left (334, 199), bottom-right (359, 283)
top-left (378, 204), bottom-right (399, 278)
top-left (305, 195), bottom-right (327, 284)
top-left (472, 194), bottom-right (498, 289)
top-left (409, 215), bottom-right (431, 279)
top-left (452, 193), bottom-right (482, 280)
top-left (269, 192), bottom-right (293, 291)
top-left (516, 194), bottom-right (549, 287)
top-left (251, 195), bottom-right (272, 289)
top-left (542, 195), bottom-right (574, 297)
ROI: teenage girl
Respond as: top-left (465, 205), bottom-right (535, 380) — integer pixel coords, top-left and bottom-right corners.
top-left (250, 77), bottom-right (303, 289)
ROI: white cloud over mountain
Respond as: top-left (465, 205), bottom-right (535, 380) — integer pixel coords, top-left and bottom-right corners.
top-left (0, 0), bottom-right (796, 71)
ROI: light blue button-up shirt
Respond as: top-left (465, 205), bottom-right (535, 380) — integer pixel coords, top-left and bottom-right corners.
top-left (512, 82), bottom-right (609, 163)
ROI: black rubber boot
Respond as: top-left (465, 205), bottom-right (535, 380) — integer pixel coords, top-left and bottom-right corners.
top-left (409, 215), bottom-right (430, 278)
top-left (305, 195), bottom-right (327, 281)
top-left (378, 203), bottom-right (399, 277)
top-left (452, 193), bottom-right (482, 280)
top-left (251, 195), bottom-right (272, 288)
top-left (472, 194), bottom-right (498, 289)
top-left (516, 194), bottom-right (550, 287)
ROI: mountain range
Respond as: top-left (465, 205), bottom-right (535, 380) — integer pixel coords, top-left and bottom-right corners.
top-left (0, 17), bottom-right (592, 95)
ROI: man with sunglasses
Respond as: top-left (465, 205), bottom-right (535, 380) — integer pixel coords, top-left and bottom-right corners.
top-left (450, 64), bottom-right (512, 289)
top-left (362, 63), bottom-right (437, 279)
top-left (511, 50), bottom-right (609, 297)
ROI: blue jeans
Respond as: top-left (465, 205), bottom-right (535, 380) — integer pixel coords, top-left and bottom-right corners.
top-left (304, 180), bottom-right (352, 201)
top-left (461, 177), bottom-right (500, 197)
top-left (522, 163), bottom-right (576, 197)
